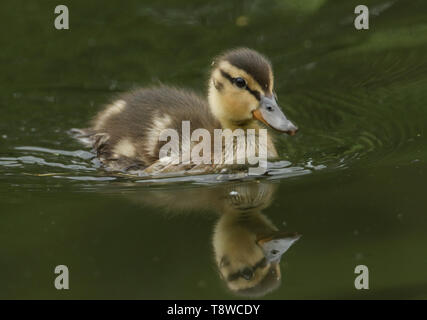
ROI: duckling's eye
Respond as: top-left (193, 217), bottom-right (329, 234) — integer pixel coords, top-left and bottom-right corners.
top-left (234, 77), bottom-right (246, 89)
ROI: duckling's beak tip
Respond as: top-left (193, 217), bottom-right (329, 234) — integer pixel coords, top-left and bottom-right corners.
top-left (287, 128), bottom-right (298, 136)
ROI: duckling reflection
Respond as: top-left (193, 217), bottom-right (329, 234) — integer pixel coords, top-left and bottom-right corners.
top-left (130, 181), bottom-right (300, 297)
top-left (212, 182), bottom-right (300, 296)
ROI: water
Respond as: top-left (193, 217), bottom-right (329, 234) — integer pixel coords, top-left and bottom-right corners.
top-left (1, 0), bottom-right (427, 299)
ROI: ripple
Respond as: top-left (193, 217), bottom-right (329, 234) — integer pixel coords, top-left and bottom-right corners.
top-left (15, 146), bottom-right (94, 160)
top-left (281, 74), bottom-right (427, 171)
top-left (0, 155), bottom-right (95, 171)
top-left (0, 142), bottom-right (325, 189)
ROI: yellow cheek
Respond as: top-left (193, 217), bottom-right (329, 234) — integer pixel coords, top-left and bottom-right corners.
top-left (222, 91), bottom-right (258, 120)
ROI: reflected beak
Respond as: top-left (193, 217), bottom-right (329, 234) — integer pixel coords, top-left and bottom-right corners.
top-left (252, 96), bottom-right (298, 135)
top-left (257, 232), bottom-right (301, 263)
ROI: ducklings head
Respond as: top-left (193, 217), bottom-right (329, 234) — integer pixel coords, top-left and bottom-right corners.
top-left (213, 210), bottom-right (301, 297)
top-left (208, 48), bottom-right (298, 134)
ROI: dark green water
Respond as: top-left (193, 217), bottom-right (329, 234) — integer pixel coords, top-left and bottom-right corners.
top-left (1, 0), bottom-right (427, 299)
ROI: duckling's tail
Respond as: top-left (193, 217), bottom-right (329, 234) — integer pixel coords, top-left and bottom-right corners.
top-left (68, 128), bottom-right (97, 147)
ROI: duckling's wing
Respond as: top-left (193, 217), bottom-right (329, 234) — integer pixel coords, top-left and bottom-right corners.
top-left (84, 86), bottom-right (220, 172)
top-left (71, 128), bottom-right (146, 172)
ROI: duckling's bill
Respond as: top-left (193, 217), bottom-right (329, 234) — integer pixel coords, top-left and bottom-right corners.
top-left (253, 96), bottom-right (298, 135)
top-left (257, 232), bottom-right (301, 263)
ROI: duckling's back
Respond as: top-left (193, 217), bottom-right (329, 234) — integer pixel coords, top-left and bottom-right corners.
top-left (85, 86), bottom-right (221, 171)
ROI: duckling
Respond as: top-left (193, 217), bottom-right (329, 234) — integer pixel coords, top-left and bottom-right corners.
top-left (78, 48), bottom-right (298, 174)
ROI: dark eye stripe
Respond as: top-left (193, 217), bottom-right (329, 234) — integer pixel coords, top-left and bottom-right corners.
top-left (226, 257), bottom-right (267, 282)
top-left (219, 69), bottom-right (261, 101)
top-left (246, 85), bottom-right (261, 101)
